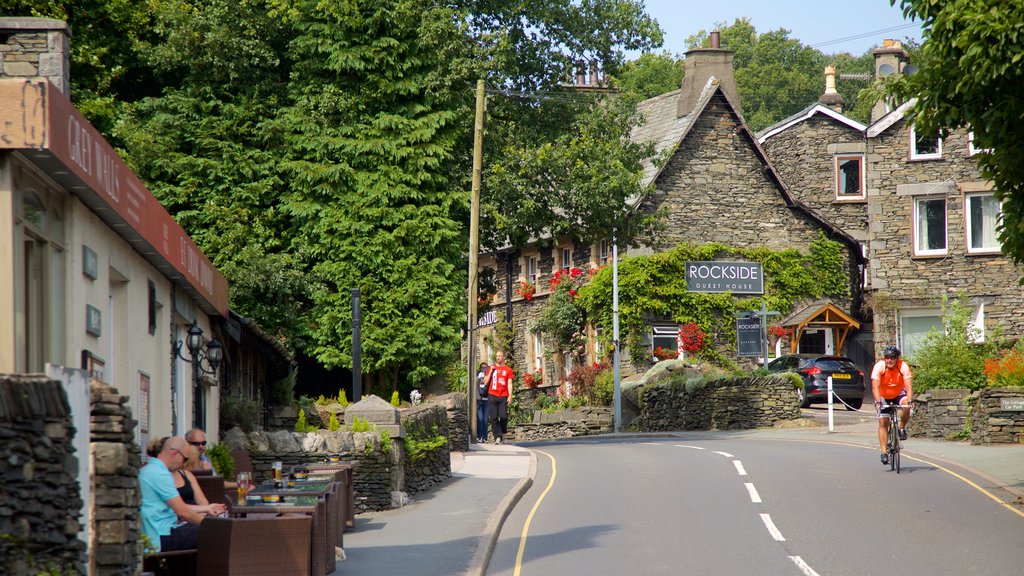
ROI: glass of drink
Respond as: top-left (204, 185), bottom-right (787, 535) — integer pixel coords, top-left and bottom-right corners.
top-left (235, 472), bottom-right (250, 504)
top-left (272, 461), bottom-right (283, 482)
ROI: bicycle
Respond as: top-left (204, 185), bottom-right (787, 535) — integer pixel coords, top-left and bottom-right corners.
top-left (877, 402), bottom-right (910, 473)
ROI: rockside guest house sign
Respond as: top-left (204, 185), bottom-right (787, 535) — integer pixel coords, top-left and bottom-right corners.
top-left (685, 261), bottom-right (763, 294)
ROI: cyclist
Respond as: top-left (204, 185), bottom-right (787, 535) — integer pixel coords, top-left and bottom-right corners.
top-left (872, 345), bottom-right (913, 465)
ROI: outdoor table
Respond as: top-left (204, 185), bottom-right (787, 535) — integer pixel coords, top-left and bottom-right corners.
top-left (305, 462), bottom-right (355, 531)
top-left (230, 494), bottom-right (334, 576)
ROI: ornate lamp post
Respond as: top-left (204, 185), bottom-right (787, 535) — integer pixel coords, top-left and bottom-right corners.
top-left (175, 319), bottom-right (223, 430)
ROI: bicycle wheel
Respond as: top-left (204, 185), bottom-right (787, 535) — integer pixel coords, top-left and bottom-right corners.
top-left (894, 441), bottom-right (901, 474)
top-left (888, 419), bottom-right (898, 471)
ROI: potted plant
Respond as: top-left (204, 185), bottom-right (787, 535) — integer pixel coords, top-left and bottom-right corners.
top-left (517, 279), bottom-right (536, 301)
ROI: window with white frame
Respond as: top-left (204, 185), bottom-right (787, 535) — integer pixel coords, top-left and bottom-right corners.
top-left (900, 310), bottom-right (942, 360)
top-left (913, 196), bottom-right (947, 256)
top-left (651, 325), bottom-right (678, 359)
top-left (965, 192), bottom-right (1001, 254)
top-left (598, 239), bottom-right (611, 266)
top-left (968, 131), bottom-right (993, 156)
top-left (909, 126), bottom-right (942, 160)
top-left (834, 155), bottom-right (865, 200)
top-left (531, 331), bottom-right (544, 372)
top-left (560, 247), bottom-right (571, 272)
top-left (901, 304), bottom-right (985, 359)
top-left (526, 255), bottom-right (539, 284)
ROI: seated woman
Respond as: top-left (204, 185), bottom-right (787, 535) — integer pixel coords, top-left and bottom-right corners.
top-left (175, 446), bottom-right (226, 516)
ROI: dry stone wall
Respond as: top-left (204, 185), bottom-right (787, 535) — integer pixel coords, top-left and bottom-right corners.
top-left (636, 376), bottom-right (801, 431)
top-left (908, 387), bottom-right (1024, 444)
top-left (972, 388), bottom-right (1024, 445)
top-left (0, 375), bottom-right (85, 576)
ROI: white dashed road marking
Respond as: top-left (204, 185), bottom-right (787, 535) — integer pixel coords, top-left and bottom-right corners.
top-left (760, 513), bottom-right (786, 541)
top-left (789, 556), bottom-right (822, 576)
top-left (713, 450), bottom-right (734, 458)
top-left (732, 460), bottom-right (747, 476)
top-left (744, 482), bottom-right (761, 503)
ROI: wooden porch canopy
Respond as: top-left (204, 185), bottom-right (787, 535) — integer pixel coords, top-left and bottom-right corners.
top-left (779, 299), bottom-right (860, 354)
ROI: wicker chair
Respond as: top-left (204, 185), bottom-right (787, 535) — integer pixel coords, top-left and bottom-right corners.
top-left (143, 548), bottom-right (197, 576)
top-left (230, 450), bottom-right (254, 475)
top-left (197, 516), bottom-right (312, 576)
top-left (194, 474), bottom-right (230, 505)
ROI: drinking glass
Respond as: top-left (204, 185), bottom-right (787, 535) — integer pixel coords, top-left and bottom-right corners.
top-left (272, 461), bottom-right (283, 482)
top-left (235, 472), bottom-right (250, 504)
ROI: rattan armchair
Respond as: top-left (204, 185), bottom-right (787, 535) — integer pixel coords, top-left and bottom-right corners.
top-left (197, 516), bottom-right (312, 576)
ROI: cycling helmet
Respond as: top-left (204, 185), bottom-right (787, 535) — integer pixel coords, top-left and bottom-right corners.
top-left (883, 345), bottom-right (901, 358)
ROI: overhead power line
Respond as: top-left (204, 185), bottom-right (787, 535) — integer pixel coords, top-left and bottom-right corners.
top-left (810, 23), bottom-right (920, 49)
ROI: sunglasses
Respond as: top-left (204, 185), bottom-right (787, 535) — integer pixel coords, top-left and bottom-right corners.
top-left (189, 441), bottom-right (207, 446)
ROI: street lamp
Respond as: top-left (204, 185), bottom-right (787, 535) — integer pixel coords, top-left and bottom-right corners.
top-left (175, 319), bottom-right (223, 430)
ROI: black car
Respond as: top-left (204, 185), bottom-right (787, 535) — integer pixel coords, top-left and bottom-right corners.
top-left (766, 354), bottom-right (865, 410)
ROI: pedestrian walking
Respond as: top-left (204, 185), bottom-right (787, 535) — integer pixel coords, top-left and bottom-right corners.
top-left (486, 351), bottom-right (514, 444)
top-left (476, 362), bottom-right (490, 442)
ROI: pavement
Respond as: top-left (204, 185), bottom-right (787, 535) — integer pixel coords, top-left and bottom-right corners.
top-left (337, 414), bottom-right (1024, 576)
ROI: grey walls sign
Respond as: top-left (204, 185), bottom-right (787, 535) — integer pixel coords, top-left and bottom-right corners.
top-left (686, 261), bottom-right (763, 294)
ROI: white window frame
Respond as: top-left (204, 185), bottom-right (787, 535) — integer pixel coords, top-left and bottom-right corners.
top-left (598, 239), bottom-right (610, 266)
top-left (913, 196), bottom-right (948, 257)
top-left (899, 308), bottom-right (943, 360)
top-left (909, 125), bottom-right (942, 160)
top-left (651, 325), bottom-right (679, 360)
top-left (968, 131), bottom-right (993, 156)
top-left (559, 247), bottom-right (572, 272)
top-left (964, 192), bottom-right (1002, 255)
top-left (531, 331), bottom-right (544, 372)
top-left (834, 154), bottom-right (865, 200)
top-left (526, 255), bottom-right (539, 285)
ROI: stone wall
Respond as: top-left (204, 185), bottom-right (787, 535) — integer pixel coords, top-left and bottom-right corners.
top-left (907, 388), bottom-right (970, 440)
top-left (909, 387), bottom-right (1024, 444)
top-left (867, 122), bottom-right (1024, 352)
top-left (972, 388), bottom-right (1024, 445)
top-left (509, 406), bottom-right (614, 441)
top-left (401, 403), bottom-right (453, 494)
top-left (0, 375), bottom-right (85, 576)
top-left (760, 114), bottom-right (869, 241)
top-left (436, 392), bottom-right (469, 452)
top-left (0, 17), bottom-right (71, 94)
top-left (636, 375), bottom-right (801, 431)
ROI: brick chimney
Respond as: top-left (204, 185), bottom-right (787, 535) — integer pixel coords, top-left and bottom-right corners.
top-left (818, 65), bottom-right (844, 113)
top-left (677, 30), bottom-right (741, 117)
top-left (870, 39), bottom-right (909, 122)
top-left (0, 17), bottom-right (71, 94)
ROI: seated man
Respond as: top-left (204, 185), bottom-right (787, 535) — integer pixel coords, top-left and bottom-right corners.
top-left (140, 436), bottom-right (220, 551)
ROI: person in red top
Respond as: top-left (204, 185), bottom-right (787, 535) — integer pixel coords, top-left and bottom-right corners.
top-left (871, 345), bottom-right (914, 465)
top-left (485, 350), bottom-right (514, 444)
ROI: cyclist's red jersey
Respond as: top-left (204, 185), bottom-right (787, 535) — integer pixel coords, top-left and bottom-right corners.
top-left (871, 359), bottom-right (911, 400)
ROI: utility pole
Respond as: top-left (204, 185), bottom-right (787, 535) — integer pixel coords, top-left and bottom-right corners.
top-left (466, 79), bottom-right (486, 444)
top-left (612, 236), bottom-right (621, 433)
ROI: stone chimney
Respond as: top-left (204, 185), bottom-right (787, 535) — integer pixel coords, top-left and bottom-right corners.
top-left (0, 17), bottom-right (71, 94)
top-left (818, 65), bottom-right (844, 113)
top-left (677, 30), bottom-right (741, 117)
top-left (870, 39), bottom-right (909, 122)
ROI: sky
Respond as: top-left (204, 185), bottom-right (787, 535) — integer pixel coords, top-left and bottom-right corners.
top-left (639, 0), bottom-right (922, 57)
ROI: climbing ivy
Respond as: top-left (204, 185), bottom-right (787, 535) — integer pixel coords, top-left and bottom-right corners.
top-left (577, 236), bottom-right (849, 367)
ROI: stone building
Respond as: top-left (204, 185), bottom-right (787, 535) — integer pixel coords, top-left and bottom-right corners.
top-left (760, 39), bottom-right (1016, 360)
top-left (474, 33), bottom-right (865, 381)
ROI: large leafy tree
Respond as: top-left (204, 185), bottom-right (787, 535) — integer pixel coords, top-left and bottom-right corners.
top-left (887, 0), bottom-right (1024, 265)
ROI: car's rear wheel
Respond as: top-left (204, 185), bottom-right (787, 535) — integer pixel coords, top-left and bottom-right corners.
top-left (846, 398), bottom-right (863, 411)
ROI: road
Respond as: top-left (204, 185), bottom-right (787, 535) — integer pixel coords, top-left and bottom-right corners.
top-left (486, 436), bottom-right (1024, 576)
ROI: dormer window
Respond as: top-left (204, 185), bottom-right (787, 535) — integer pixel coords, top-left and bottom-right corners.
top-left (834, 155), bottom-right (865, 200)
top-left (910, 126), bottom-right (942, 160)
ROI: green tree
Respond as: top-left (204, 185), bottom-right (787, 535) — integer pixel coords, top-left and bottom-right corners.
top-left (886, 0), bottom-right (1024, 267)
top-left (612, 51), bottom-right (684, 99)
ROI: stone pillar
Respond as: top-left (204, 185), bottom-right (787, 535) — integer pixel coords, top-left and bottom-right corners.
top-left (344, 394), bottom-right (405, 438)
top-left (0, 17), bottom-right (72, 94)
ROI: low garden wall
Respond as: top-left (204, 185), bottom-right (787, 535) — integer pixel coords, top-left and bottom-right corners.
top-left (910, 387), bottom-right (1024, 444)
top-left (509, 406), bottom-right (614, 441)
top-left (636, 376), bottom-right (801, 431)
top-left (223, 393), bottom-right (463, 512)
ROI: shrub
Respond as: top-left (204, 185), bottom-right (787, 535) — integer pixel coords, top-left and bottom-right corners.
top-left (911, 294), bottom-right (993, 391)
top-left (390, 391), bottom-right (401, 407)
top-left (566, 362), bottom-right (610, 402)
top-left (983, 347), bottom-right (1024, 387)
top-left (220, 394), bottom-right (261, 433)
top-left (294, 409), bottom-right (318, 433)
top-left (337, 389), bottom-right (349, 407)
top-left (592, 369), bottom-right (614, 406)
top-left (206, 442), bottom-right (234, 479)
top-left (328, 411), bottom-right (340, 431)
